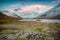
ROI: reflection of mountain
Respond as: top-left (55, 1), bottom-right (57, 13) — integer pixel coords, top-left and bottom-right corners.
top-left (0, 12), bottom-right (22, 24)
top-left (36, 3), bottom-right (60, 19)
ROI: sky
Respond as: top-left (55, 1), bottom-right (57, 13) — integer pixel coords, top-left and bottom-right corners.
top-left (0, 0), bottom-right (60, 18)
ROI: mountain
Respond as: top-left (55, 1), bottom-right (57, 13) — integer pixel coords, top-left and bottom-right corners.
top-left (0, 12), bottom-right (22, 24)
top-left (14, 8), bottom-right (22, 11)
top-left (36, 3), bottom-right (60, 19)
top-left (2, 10), bottom-right (23, 19)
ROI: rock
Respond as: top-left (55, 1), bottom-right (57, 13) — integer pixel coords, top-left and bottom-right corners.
top-left (0, 30), bottom-right (59, 40)
top-left (0, 34), bottom-right (16, 40)
top-left (42, 26), bottom-right (60, 40)
top-left (0, 34), bottom-right (9, 40)
top-left (26, 33), bottom-right (44, 40)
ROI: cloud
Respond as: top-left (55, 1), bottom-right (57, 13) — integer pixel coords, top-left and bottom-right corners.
top-left (51, 0), bottom-right (60, 5)
top-left (18, 4), bottom-right (51, 14)
top-left (6, 3), bottom-right (24, 10)
top-left (7, 9), bottom-right (15, 13)
top-left (7, 4), bottom-right (19, 9)
top-left (57, 0), bottom-right (60, 1)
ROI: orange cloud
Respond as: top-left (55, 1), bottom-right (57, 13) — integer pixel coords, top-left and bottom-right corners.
top-left (18, 5), bottom-right (51, 14)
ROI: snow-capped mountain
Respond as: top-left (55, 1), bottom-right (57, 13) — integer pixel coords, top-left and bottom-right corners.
top-left (1, 4), bottom-right (51, 19)
top-left (2, 9), bottom-right (39, 19)
top-left (2, 9), bottom-right (22, 19)
top-left (2, 9), bottom-right (40, 19)
top-left (36, 3), bottom-right (60, 19)
top-left (14, 8), bottom-right (22, 11)
top-left (0, 12), bottom-right (22, 22)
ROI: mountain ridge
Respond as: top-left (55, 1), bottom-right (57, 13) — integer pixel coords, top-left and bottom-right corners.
top-left (0, 12), bottom-right (22, 24)
top-left (35, 3), bottom-right (60, 19)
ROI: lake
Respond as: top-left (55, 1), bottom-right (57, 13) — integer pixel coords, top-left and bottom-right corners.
top-left (20, 19), bottom-right (60, 23)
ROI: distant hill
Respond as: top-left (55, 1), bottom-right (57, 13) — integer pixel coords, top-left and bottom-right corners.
top-left (0, 12), bottom-right (22, 24)
top-left (36, 3), bottom-right (60, 19)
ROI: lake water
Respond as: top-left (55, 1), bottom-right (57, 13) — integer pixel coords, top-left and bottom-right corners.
top-left (20, 19), bottom-right (60, 23)
top-left (40, 19), bottom-right (60, 23)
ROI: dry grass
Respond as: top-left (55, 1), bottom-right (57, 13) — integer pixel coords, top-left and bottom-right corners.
top-left (0, 21), bottom-right (60, 34)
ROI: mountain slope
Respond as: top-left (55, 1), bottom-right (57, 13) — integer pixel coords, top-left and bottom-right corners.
top-left (0, 12), bottom-right (22, 24)
top-left (36, 3), bottom-right (60, 19)
top-left (2, 10), bottom-right (22, 19)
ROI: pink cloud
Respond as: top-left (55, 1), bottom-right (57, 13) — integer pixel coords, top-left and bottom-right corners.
top-left (18, 5), bottom-right (51, 14)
